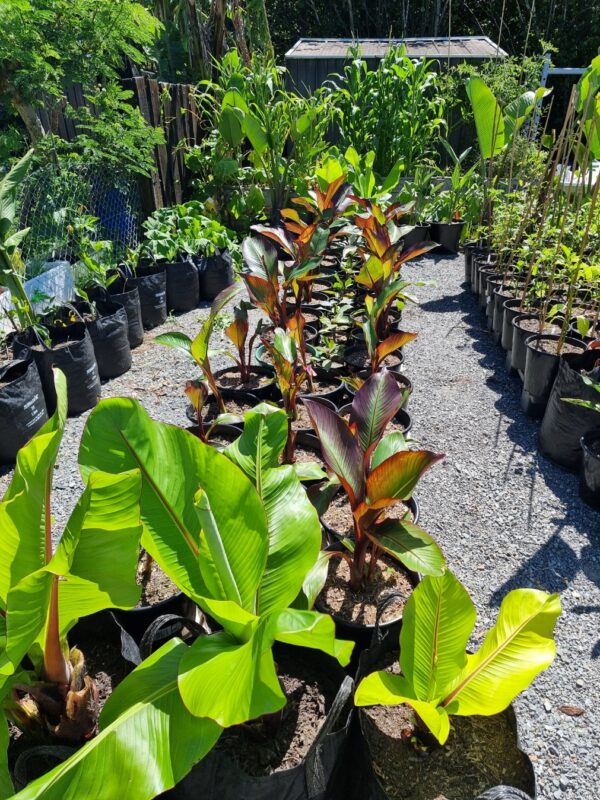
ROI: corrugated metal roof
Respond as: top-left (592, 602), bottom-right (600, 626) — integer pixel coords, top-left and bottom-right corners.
top-left (286, 36), bottom-right (507, 60)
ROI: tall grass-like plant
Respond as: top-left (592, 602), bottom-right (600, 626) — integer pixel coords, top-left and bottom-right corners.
top-left (328, 46), bottom-right (446, 175)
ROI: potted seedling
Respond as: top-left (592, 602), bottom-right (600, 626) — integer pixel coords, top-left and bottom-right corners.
top-left (428, 143), bottom-right (479, 254)
top-left (0, 370), bottom-right (143, 788)
top-left (355, 570), bottom-right (560, 800)
top-left (563, 371), bottom-right (600, 508)
top-left (303, 370), bottom-right (445, 647)
top-left (78, 395), bottom-right (355, 798)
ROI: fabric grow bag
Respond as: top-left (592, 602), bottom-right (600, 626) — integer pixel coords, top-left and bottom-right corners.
top-left (88, 299), bottom-right (132, 379)
top-left (0, 359), bottom-right (48, 463)
top-left (130, 265), bottom-right (167, 329)
top-left (107, 284), bottom-right (144, 348)
top-left (12, 323), bottom-right (101, 415)
top-left (166, 258), bottom-right (200, 312)
top-left (197, 250), bottom-right (235, 301)
top-left (162, 647), bottom-right (354, 800)
top-left (539, 350), bottom-right (600, 469)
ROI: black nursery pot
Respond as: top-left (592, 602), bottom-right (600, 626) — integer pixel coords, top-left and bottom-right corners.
top-left (502, 298), bottom-right (526, 352)
top-left (164, 645), bottom-right (354, 800)
top-left (130, 264), bottom-right (167, 329)
top-left (492, 288), bottom-right (515, 343)
top-left (343, 346), bottom-right (404, 373)
top-left (105, 283), bottom-right (144, 349)
top-left (12, 323), bottom-right (101, 416)
top-left (86, 299), bottom-right (132, 379)
top-left (539, 349), bottom-right (600, 470)
top-left (166, 258), bottom-right (200, 312)
top-left (197, 249), bottom-right (235, 301)
top-left (402, 223), bottom-right (431, 250)
top-left (580, 431), bottom-right (600, 510)
top-left (213, 365), bottom-right (276, 400)
top-left (510, 314), bottom-right (541, 375)
top-left (429, 220), bottom-right (465, 254)
top-left (300, 376), bottom-right (347, 407)
top-left (521, 335), bottom-right (585, 419)
top-left (0, 359), bottom-right (48, 463)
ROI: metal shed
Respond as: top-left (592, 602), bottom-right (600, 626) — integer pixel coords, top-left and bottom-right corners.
top-left (286, 36), bottom-right (507, 94)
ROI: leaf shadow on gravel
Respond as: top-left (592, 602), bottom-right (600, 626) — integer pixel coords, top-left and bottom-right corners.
top-left (455, 287), bottom-right (600, 655)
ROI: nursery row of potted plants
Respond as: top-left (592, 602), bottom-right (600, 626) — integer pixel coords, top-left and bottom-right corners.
top-left (464, 242), bottom-right (600, 508)
top-left (0, 168), bottom-right (561, 800)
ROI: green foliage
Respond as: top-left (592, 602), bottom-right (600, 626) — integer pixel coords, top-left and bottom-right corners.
top-left (8, 639), bottom-right (222, 800)
top-left (355, 571), bottom-right (561, 744)
top-left (0, 149), bottom-right (36, 329)
top-left (0, 0), bottom-right (160, 141)
top-left (78, 397), bottom-right (353, 729)
top-left (326, 46), bottom-right (446, 175)
top-left (62, 84), bottom-right (164, 178)
top-left (0, 371), bottom-right (143, 791)
top-left (142, 201), bottom-right (240, 264)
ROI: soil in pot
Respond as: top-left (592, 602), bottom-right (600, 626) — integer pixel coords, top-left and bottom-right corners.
top-left (345, 348), bottom-right (403, 372)
top-left (216, 368), bottom-right (274, 394)
top-left (528, 337), bottom-right (583, 355)
top-left (318, 553), bottom-right (413, 627)
top-left (137, 556), bottom-right (180, 607)
top-left (214, 648), bottom-right (339, 776)
top-left (361, 667), bottom-right (534, 800)
top-left (203, 397), bottom-right (258, 424)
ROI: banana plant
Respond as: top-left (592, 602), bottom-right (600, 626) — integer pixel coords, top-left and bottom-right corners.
top-left (223, 300), bottom-right (263, 384)
top-left (352, 198), bottom-right (437, 294)
top-left (360, 299), bottom-right (418, 374)
top-left (304, 370), bottom-right (446, 593)
top-left (0, 370), bottom-right (143, 794)
top-left (466, 77), bottom-right (551, 160)
top-left (259, 327), bottom-right (307, 463)
top-left (0, 149), bottom-right (36, 330)
top-left (8, 639), bottom-right (222, 800)
top-left (155, 282), bottom-right (242, 412)
top-left (355, 571), bottom-right (561, 745)
top-left (78, 397), bottom-right (353, 730)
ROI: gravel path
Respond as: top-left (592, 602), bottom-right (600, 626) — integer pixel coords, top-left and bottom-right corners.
top-left (404, 254), bottom-right (599, 800)
top-left (1, 255), bottom-right (598, 799)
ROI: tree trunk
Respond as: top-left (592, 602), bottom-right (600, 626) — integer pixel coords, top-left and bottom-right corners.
top-left (231, 0), bottom-right (252, 67)
top-left (209, 0), bottom-right (226, 66)
top-left (0, 78), bottom-right (46, 144)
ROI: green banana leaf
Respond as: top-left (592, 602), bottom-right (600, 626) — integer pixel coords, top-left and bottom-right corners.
top-left (400, 571), bottom-right (475, 700)
top-left (0, 371), bottom-right (67, 609)
top-left (443, 588), bottom-right (561, 716)
top-left (8, 640), bottom-right (222, 800)
top-left (78, 398), bottom-right (269, 609)
top-left (224, 405), bottom-right (322, 613)
top-left (355, 573), bottom-right (560, 745)
top-left (466, 77), bottom-right (505, 158)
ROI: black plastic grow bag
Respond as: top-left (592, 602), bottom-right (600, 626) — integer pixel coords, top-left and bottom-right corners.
top-left (0, 359), bottom-right (48, 463)
top-left (197, 250), bottom-right (235, 301)
top-left (12, 323), bottom-right (101, 415)
top-left (162, 646), bottom-right (354, 800)
top-left (130, 264), bottom-right (167, 329)
top-left (166, 258), bottom-right (200, 312)
top-left (539, 350), bottom-right (600, 469)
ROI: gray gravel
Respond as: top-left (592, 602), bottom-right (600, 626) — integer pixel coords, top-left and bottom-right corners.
top-left (1, 255), bottom-right (598, 799)
top-left (404, 254), bottom-right (599, 800)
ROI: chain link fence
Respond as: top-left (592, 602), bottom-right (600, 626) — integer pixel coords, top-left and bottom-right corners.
top-left (18, 160), bottom-right (144, 274)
